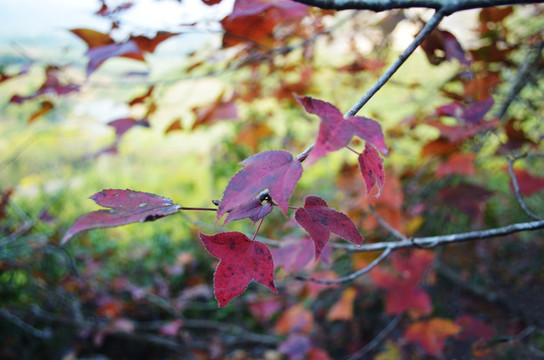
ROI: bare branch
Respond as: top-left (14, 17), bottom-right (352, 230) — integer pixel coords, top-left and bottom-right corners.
top-left (293, 0), bottom-right (542, 13)
top-left (341, 218), bottom-right (544, 252)
top-left (345, 9), bottom-right (446, 117)
top-left (507, 157), bottom-right (541, 220)
top-left (369, 204), bottom-right (408, 241)
top-left (0, 309), bottom-right (51, 339)
top-left (496, 40), bottom-right (544, 120)
top-left (347, 314), bottom-right (403, 360)
top-left (296, 247), bottom-right (392, 284)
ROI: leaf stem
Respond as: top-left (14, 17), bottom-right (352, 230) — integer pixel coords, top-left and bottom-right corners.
top-left (180, 207), bottom-right (217, 212)
top-left (345, 145), bottom-right (360, 155)
top-left (252, 218), bottom-right (265, 241)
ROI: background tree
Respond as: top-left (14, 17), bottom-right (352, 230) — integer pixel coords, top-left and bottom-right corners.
top-left (1, 0), bottom-right (544, 359)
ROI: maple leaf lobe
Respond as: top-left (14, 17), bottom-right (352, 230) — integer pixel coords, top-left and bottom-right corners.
top-left (199, 232), bottom-right (277, 307)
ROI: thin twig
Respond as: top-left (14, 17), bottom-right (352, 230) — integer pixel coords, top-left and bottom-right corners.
top-left (344, 9), bottom-right (445, 117)
top-left (0, 309), bottom-right (51, 339)
top-left (293, 0), bottom-right (543, 12)
top-left (347, 314), bottom-right (403, 360)
top-left (296, 247), bottom-right (392, 284)
top-left (507, 157), bottom-right (541, 220)
top-left (337, 219), bottom-right (544, 252)
top-left (369, 204), bottom-right (408, 241)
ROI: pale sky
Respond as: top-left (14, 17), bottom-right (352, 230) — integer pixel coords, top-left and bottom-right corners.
top-left (0, 0), bottom-right (234, 49)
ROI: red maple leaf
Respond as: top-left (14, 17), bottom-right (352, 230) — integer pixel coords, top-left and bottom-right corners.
top-left (199, 232), bottom-right (277, 307)
top-left (108, 117), bottom-right (150, 138)
top-left (295, 196), bottom-right (363, 259)
top-left (404, 318), bottom-right (461, 356)
top-left (358, 144), bottom-right (385, 197)
top-left (295, 95), bottom-right (387, 164)
top-left (217, 150), bottom-right (303, 221)
top-left (62, 189), bottom-right (181, 244)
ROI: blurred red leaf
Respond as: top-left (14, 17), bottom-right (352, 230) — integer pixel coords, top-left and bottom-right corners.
top-left (223, 198), bottom-right (273, 225)
top-left (455, 315), bottom-right (494, 341)
top-left (0, 188), bottom-right (14, 223)
top-left (371, 250), bottom-right (434, 315)
top-left (10, 66), bottom-right (79, 104)
top-left (191, 97), bottom-right (237, 130)
top-left (327, 287), bottom-right (356, 321)
top-left (439, 183), bottom-right (493, 220)
top-left (427, 118), bottom-right (499, 143)
top-left (199, 231), bottom-right (277, 307)
top-left (165, 118), bottom-right (183, 134)
top-left (279, 333), bottom-right (312, 360)
top-left (358, 144), bottom-right (385, 197)
top-left (221, 0), bottom-right (307, 47)
top-left (217, 150), bottom-right (303, 220)
top-left (421, 29), bottom-right (471, 66)
top-left (271, 238), bottom-right (315, 274)
top-left (295, 95), bottom-right (387, 164)
top-left (404, 318), bottom-right (461, 356)
top-left (85, 40), bottom-right (143, 76)
top-left (436, 153), bottom-right (476, 178)
top-left (275, 304), bottom-right (314, 334)
top-left (131, 31), bottom-right (178, 53)
top-left (234, 123), bottom-right (274, 151)
top-left (108, 117), bottom-right (150, 138)
top-left (510, 169), bottom-right (544, 197)
top-left (128, 86), bottom-right (154, 106)
top-left (159, 319), bottom-right (183, 337)
top-left (295, 195), bottom-right (363, 259)
top-left (436, 97), bottom-right (494, 124)
top-left (28, 100), bottom-right (54, 123)
top-left (248, 297), bottom-right (282, 322)
top-left (62, 189), bottom-right (181, 244)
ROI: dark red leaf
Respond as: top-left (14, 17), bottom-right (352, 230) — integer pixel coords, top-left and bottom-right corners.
top-left (223, 199), bottom-right (273, 225)
top-left (295, 95), bottom-right (387, 164)
top-left (295, 196), bottom-right (363, 259)
top-left (217, 150), bottom-right (303, 220)
top-left (62, 189), bottom-right (181, 244)
top-left (221, 0), bottom-right (307, 47)
top-left (199, 231), bottom-right (277, 307)
top-left (358, 144), bottom-right (385, 197)
top-left (421, 29), bottom-right (471, 66)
